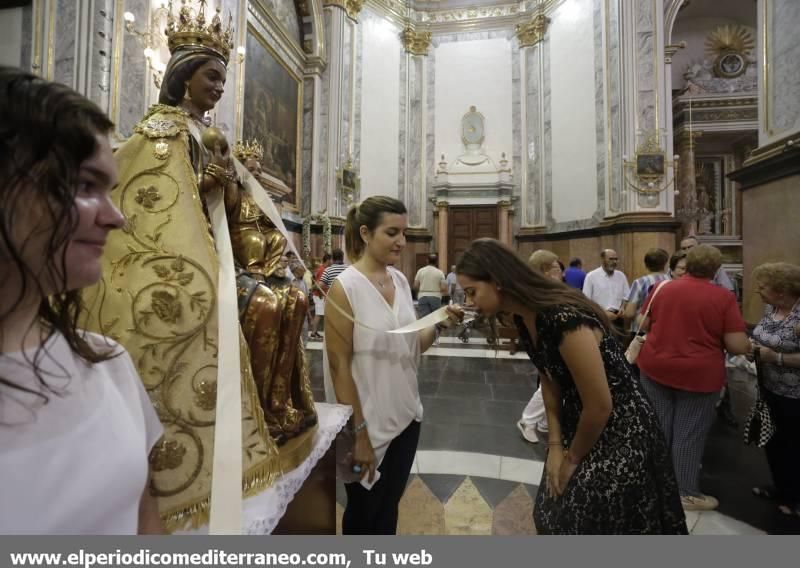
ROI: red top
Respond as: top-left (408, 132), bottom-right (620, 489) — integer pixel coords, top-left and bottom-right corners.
top-left (637, 276), bottom-right (745, 392)
top-left (313, 264), bottom-right (327, 296)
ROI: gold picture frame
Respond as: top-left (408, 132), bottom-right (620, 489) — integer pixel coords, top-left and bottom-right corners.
top-left (241, 23), bottom-right (303, 212)
top-left (336, 158), bottom-right (360, 207)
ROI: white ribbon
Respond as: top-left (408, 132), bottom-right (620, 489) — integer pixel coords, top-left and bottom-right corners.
top-left (187, 123), bottom-right (304, 535)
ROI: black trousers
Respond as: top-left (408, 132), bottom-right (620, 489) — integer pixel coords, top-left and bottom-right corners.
top-left (342, 420), bottom-right (421, 534)
top-left (763, 390), bottom-right (800, 504)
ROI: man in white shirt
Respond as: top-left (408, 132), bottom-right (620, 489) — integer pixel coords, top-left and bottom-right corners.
top-left (414, 254), bottom-right (447, 318)
top-left (583, 249), bottom-right (630, 327)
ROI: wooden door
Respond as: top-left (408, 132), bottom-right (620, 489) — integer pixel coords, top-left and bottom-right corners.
top-left (448, 206), bottom-right (498, 268)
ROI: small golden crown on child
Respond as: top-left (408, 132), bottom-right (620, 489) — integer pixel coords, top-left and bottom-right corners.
top-left (233, 139), bottom-right (265, 162)
top-left (165, 0), bottom-right (234, 63)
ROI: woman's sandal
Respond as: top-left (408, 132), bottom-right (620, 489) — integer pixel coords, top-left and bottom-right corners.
top-left (752, 485), bottom-right (780, 501)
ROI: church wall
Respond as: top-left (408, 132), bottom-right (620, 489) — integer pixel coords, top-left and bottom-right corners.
top-left (548, 0), bottom-right (599, 224)
top-left (358, 9), bottom-right (402, 199)
top-left (433, 37), bottom-right (514, 175)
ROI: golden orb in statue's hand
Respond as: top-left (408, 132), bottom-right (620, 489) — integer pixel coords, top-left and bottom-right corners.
top-left (201, 126), bottom-right (229, 153)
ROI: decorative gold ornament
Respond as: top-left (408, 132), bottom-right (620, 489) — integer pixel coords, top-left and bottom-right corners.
top-left (622, 131), bottom-right (679, 195)
top-left (705, 24), bottom-right (754, 79)
top-left (232, 139), bottom-right (265, 162)
top-left (164, 0), bottom-right (234, 63)
top-left (337, 157), bottom-right (360, 207)
top-left (516, 13), bottom-right (550, 48)
top-left (323, 0), bottom-right (364, 21)
top-left (153, 139), bottom-right (171, 160)
top-left (401, 27), bottom-right (432, 56)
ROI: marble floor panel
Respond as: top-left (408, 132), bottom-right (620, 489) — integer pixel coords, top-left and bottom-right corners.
top-left (313, 338), bottom-right (800, 534)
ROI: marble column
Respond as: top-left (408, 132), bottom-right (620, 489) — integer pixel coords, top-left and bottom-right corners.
top-left (619, 0), bottom-right (668, 213)
top-left (436, 201), bottom-right (448, 272)
top-left (318, 2), bottom-right (359, 217)
top-left (516, 14), bottom-right (548, 228)
top-left (401, 27), bottom-right (432, 228)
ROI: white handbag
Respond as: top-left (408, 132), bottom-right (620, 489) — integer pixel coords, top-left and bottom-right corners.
top-left (625, 280), bottom-right (670, 364)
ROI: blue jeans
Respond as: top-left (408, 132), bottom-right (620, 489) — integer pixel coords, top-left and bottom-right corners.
top-left (417, 296), bottom-right (441, 318)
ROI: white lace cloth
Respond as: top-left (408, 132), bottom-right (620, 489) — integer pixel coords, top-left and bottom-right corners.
top-left (178, 402), bottom-right (351, 535)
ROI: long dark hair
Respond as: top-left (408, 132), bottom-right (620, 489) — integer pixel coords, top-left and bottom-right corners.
top-left (456, 239), bottom-right (612, 329)
top-left (344, 196), bottom-right (407, 261)
top-left (0, 67), bottom-right (116, 404)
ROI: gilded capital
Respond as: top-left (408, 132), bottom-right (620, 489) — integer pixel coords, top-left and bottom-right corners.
top-left (402, 27), bottom-right (432, 56)
top-left (323, 0), bottom-right (364, 21)
top-left (516, 13), bottom-right (550, 48)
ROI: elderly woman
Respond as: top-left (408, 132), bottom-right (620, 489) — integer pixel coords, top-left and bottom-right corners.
top-left (637, 245), bottom-right (750, 511)
top-left (517, 250), bottom-right (562, 443)
top-left (750, 262), bottom-right (800, 517)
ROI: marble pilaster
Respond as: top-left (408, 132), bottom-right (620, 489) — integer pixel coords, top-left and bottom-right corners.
top-left (542, 33), bottom-right (553, 226)
top-left (315, 10), bottom-right (333, 213)
top-left (510, 32), bottom-right (521, 236)
top-left (353, 13), bottom-right (364, 175)
top-left (407, 55), bottom-right (425, 227)
top-left (425, 43), bottom-right (436, 231)
top-left (768, 0), bottom-right (800, 137)
top-left (302, 76), bottom-right (316, 216)
top-left (53, 0), bottom-right (77, 88)
top-left (635, 0), bottom-right (656, 134)
top-left (607, 0), bottom-right (623, 214)
top-left (592, 0), bottom-right (606, 221)
top-left (115, 0), bottom-right (147, 139)
top-left (398, 49), bottom-right (408, 205)
top-left (340, 19), bottom-right (353, 165)
top-left (318, 5), bottom-right (358, 216)
top-left (522, 44), bottom-right (543, 227)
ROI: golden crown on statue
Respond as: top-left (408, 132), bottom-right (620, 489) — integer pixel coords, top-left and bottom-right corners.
top-left (165, 0), bottom-right (234, 62)
top-left (233, 139), bottom-right (265, 162)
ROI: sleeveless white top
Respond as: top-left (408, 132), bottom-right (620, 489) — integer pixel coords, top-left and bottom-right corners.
top-left (323, 266), bottom-right (423, 468)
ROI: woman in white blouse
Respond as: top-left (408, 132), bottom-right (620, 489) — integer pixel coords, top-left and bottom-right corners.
top-left (324, 196), bottom-right (459, 534)
top-left (0, 68), bottom-right (163, 534)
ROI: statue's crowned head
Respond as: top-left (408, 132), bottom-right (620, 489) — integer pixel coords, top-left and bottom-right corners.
top-left (165, 0), bottom-right (233, 63)
top-left (158, 0), bottom-right (234, 108)
top-left (233, 139), bottom-right (265, 163)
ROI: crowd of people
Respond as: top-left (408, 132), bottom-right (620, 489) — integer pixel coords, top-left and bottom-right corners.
top-left (2, 63), bottom-right (798, 536)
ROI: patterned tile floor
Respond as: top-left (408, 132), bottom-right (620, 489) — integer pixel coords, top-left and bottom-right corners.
top-left (308, 332), bottom-right (800, 535)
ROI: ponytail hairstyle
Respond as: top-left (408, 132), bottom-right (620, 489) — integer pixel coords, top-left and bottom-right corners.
top-left (344, 196), bottom-right (407, 262)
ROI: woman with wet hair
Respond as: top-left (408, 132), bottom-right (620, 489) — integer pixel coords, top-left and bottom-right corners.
top-left (0, 67), bottom-right (163, 534)
top-left (456, 239), bottom-right (686, 534)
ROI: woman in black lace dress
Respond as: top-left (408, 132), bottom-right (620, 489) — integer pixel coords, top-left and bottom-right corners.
top-left (456, 239), bottom-right (687, 534)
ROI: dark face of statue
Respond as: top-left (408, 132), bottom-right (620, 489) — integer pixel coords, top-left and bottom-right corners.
top-left (187, 59), bottom-right (227, 113)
